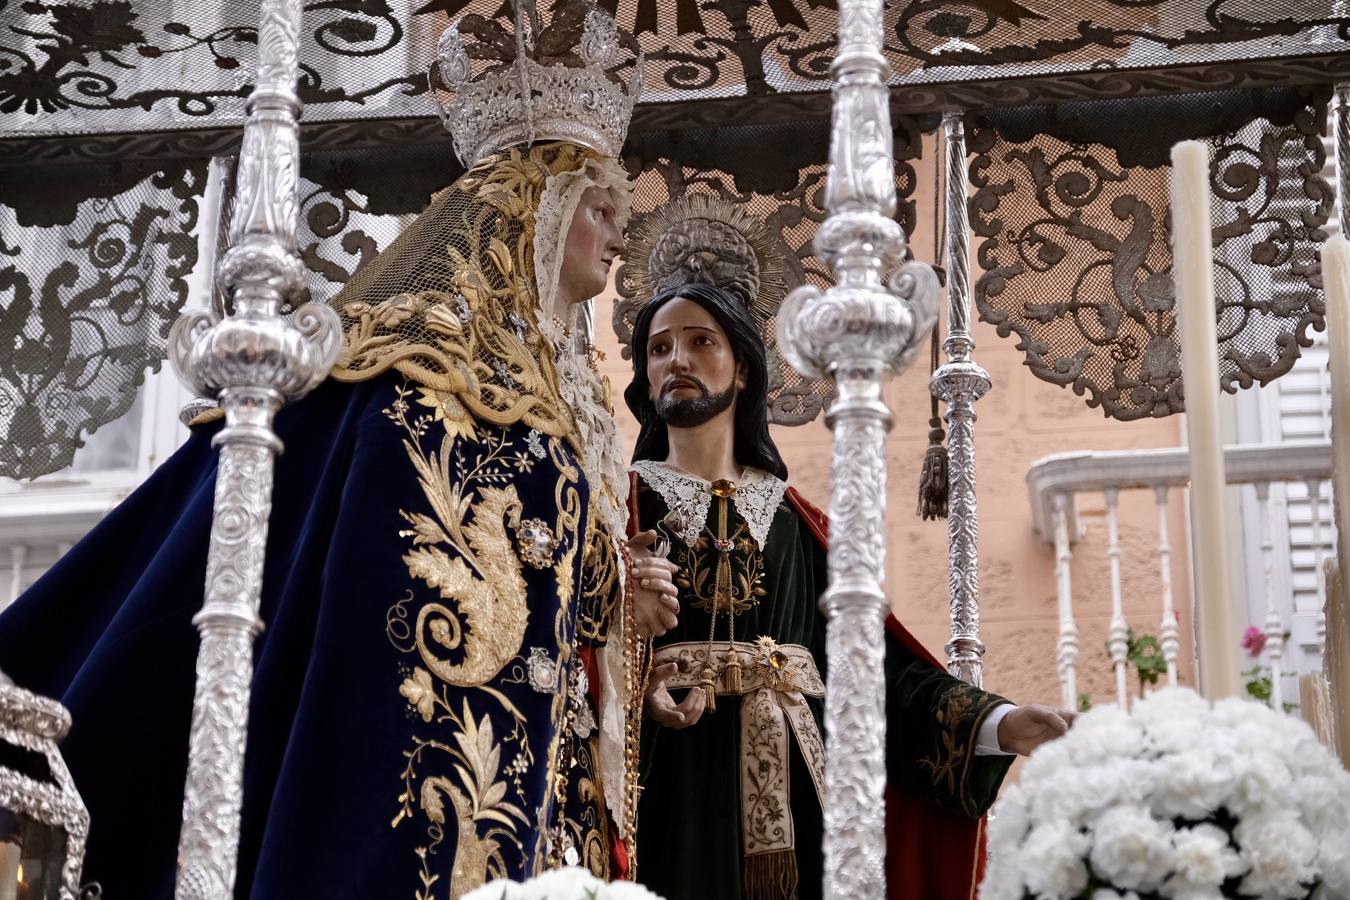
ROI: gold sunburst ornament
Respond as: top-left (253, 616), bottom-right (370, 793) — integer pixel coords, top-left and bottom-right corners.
top-left (622, 193), bottom-right (798, 327)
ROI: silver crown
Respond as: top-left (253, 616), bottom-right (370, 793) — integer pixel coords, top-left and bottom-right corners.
top-left (435, 1), bottom-right (643, 167)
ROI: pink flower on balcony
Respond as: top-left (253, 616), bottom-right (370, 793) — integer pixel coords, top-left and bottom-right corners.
top-left (1242, 626), bottom-right (1267, 658)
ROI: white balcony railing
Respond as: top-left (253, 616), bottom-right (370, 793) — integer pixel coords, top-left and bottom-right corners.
top-left (1027, 440), bottom-right (1334, 711)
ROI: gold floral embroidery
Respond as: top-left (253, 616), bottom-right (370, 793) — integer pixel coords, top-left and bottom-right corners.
top-left (919, 683), bottom-right (979, 794)
top-left (676, 520), bottom-right (767, 618)
top-left (384, 383), bottom-right (585, 897)
top-left (415, 387), bottom-right (479, 442)
top-left (576, 525), bottom-right (620, 642)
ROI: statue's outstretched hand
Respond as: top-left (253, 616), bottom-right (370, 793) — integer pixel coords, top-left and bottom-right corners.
top-left (997, 704), bottom-right (1077, 756)
top-left (645, 661), bottom-right (706, 729)
top-left (628, 530), bottom-right (680, 638)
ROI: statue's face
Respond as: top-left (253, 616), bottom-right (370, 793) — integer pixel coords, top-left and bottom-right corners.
top-left (557, 185), bottom-right (624, 307)
top-left (645, 297), bottom-right (745, 428)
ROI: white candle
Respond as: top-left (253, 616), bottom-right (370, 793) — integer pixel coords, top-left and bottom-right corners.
top-left (1322, 235), bottom-right (1350, 749)
top-left (1325, 237), bottom-right (1350, 565)
top-left (1170, 140), bottom-right (1241, 699)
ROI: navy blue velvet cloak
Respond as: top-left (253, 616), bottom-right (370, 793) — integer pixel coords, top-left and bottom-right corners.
top-left (0, 371), bottom-right (616, 898)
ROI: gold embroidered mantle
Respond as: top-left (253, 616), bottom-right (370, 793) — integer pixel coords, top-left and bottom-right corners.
top-left (329, 142), bottom-right (615, 443)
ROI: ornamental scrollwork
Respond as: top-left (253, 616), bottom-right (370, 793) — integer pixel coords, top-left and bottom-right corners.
top-left (0, 160), bottom-right (206, 479)
top-left (968, 91), bottom-right (1332, 421)
top-left (3, 0), bottom-right (1346, 137)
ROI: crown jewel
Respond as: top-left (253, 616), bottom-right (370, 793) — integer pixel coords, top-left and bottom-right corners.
top-left (436, 1), bottom-right (643, 167)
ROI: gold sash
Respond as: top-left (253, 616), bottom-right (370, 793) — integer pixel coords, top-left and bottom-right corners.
top-left (651, 640), bottom-right (826, 870)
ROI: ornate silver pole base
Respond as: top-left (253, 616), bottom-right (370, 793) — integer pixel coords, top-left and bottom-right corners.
top-left (931, 111), bottom-right (990, 687)
top-left (167, 0), bottom-right (341, 897)
top-left (777, 2), bottom-right (938, 894)
top-left (933, 361), bottom-right (990, 684)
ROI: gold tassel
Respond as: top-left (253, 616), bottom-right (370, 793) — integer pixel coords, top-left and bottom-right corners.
top-left (699, 664), bottom-right (718, 712)
top-left (724, 650), bottom-right (743, 694)
top-left (744, 850), bottom-right (798, 900)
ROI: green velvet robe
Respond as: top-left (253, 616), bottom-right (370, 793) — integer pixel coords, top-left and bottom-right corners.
top-left (631, 474), bottom-right (1013, 900)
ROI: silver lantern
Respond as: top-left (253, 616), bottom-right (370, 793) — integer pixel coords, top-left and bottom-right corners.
top-left (0, 671), bottom-right (89, 900)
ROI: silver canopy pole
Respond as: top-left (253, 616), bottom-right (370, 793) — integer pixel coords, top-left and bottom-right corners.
top-left (776, 1), bottom-right (939, 895)
top-left (168, 1), bottom-right (340, 896)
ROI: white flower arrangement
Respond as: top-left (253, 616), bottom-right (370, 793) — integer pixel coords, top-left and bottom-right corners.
top-left (462, 867), bottom-right (665, 900)
top-left (980, 688), bottom-right (1350, 900)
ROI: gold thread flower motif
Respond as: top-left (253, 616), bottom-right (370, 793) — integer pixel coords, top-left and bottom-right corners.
top-left (415, 387), bottom-right (479, 442)
top-left (424, 303), bottom-right (465, 338)
top-left (400, 667), bottom-right (438, 722)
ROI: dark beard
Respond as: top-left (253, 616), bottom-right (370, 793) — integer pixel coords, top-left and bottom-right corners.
top-left (655, 382), bottom-right (735, 428)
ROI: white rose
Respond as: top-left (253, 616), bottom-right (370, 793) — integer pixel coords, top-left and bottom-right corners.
top-left (1091, 891), bottom-right (1141, 900)
top-left (1160, 823), bottom-right (1245, 899)
top-left (1088, 805), bottom-right (1173, 893)
top-left (1021, 820), bottom-right (1091, 899)
top-left (1235, 812), bottom-right (1320, 898)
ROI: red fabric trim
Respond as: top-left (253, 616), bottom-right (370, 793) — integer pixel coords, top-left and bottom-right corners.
top-left (579, 645), bottom-right (633, 879)
top-left (611, 832), bottom-right (630, 880)
top-left (783, 487), bottom-right (986, 900)
top-left (627, 471), bottom-right (641, 540)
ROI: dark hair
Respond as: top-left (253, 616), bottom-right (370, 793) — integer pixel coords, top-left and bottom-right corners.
top-left (624, 282), bottom-right (788, 480)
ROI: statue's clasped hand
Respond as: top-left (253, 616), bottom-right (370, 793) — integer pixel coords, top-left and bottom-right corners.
top-left (628, 530), bottom-right (680, 638)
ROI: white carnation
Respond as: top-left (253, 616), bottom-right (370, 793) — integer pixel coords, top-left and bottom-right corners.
top-left (1293, 773), bottom-right (1350, 837)
top-left (1161, 823), bottom-right (1245, 898)
top-left (1031, 768), bottom-right (1110, 826)
top-left (1141, 713), bottom-right (1206, 756)
top-left (1133, 687), bottom-right (1208, 721)
top-left (1065, 706), bottom-right (1144, 765)
top-left (462, 867), bottom-right (663, 900)
top-left (1088, 805), bottom-right (1173, 892)
top-left (978, 852), bottom-right (1024, 900)
top-left (1228, 750), bottom-right (1295, 818)
top-left (980, 688), bottom-right (1350, 900)
top-left (1021, 736), bottom-right (1075, 783)
top-left (1235, 812), bottom-right (1320, 898)
top-left (1022, 819), bottom-right (1091, 899)
top-left (988, 783), bottom-right (1032, 850)
top-left (1151, 745), bottom-right (1234, 820)
top-left (1317, 838), bottom-right (1350, 900)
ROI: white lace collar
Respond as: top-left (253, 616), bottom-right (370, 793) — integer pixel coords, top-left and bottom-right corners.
top-left (539, 318), bottom-right (629, 551)
top-left (630, 459), bottom-right (788, 551)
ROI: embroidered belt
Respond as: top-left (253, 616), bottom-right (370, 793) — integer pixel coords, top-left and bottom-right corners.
top-left (652, 640), bottom-right (826, 860)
